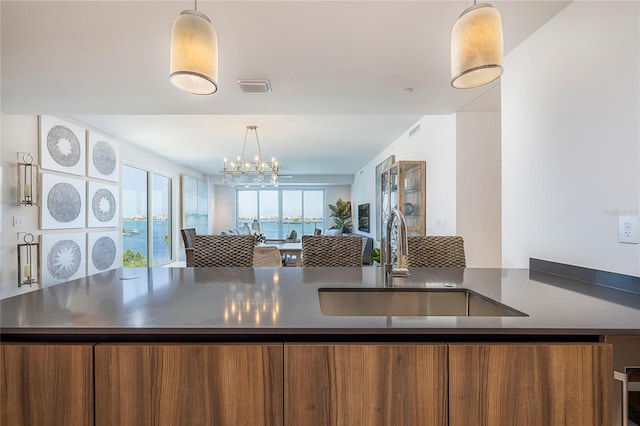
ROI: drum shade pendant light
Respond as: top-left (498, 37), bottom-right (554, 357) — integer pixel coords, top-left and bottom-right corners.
top-left (451, 2), bottom-right (503, 89)
top-left (170, 0), bottom-right (218, 95)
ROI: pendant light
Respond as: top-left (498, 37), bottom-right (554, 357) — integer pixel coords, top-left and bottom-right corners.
top-left (170, 0), bottom-right (218, 95)
top-left (451, 2), bottom-right (503, 89)
top-left (221, 126), bottom-right (281, 187)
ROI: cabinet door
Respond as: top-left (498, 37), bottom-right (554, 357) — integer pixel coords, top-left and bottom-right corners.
top-left (285, 343), bottom-right (447, 426)
top-left (398, 161), bottom-right (426, 237)
top-left (95, 343), bottom-right (283, 426)
top-left (449, 343), bottom-right (612, 426)
top-left (0, 343), bottom-right (94, 426)
top-left (606, 335), bottom-right (640, 426)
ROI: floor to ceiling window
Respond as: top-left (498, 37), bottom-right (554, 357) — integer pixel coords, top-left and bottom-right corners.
top-left (151, 174), bottom-right (172, 265)
top-left (122, 165), bottom-right (172, 267)
top-left (236, 189), bottom-right (325, 239)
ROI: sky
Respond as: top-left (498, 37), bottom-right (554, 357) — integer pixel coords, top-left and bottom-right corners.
top-left (238, 189), bottom-right (324, 220)
top-left (122, 165), bottom-right (170, 218)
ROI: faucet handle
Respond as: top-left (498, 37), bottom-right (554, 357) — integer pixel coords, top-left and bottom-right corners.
top-left (391, 267), bottom-right (410, 278)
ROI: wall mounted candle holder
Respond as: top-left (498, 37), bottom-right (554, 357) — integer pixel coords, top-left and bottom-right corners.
top-left (17, 152), bottom-right (38, 206)
top-left (17, 232), bottom-right (40, 287)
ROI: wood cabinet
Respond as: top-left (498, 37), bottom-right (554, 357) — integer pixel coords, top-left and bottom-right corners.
top-left (1, 340), bottom-right (613, 426)
top-left (285, 343), bottom-right (447, 426)
top-left (381, 161), bottom-right (426, 238)
top-left (606, 335), bottom-right (640, 426)
top-left (94, 343), bottom-right (283, 426)
top-left (448, 343), bottom-right (612, 426)
top-left (0, 343), bottom-right (94, 426)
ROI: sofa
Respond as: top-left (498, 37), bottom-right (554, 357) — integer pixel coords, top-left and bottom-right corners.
top-left (219, 226), bottom-right (250, 236)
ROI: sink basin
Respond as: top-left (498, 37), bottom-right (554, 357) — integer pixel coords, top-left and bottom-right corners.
top-left (318, 288), bottom-right (527, 317)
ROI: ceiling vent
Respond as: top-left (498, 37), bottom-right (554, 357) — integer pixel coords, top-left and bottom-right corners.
top-left (237, 79), bottom-right (272, 93)
top-left (409, 124), bottom-right (421, 137)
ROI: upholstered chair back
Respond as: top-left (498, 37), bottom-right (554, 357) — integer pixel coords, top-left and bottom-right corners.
top-left (181, 228), bottom-right (196, 249)
top-left (253, 246), bottom-right (283, 267)
top-left (181, 228), bottom-right (197, 265)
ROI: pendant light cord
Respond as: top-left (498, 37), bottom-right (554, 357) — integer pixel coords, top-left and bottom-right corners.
top-left (238, 127), bottom-right (264, 172)
top-left (195, 0), bottom-right (198, 11)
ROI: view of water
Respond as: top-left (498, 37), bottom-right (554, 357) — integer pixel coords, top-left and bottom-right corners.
top-left (238, 221), bottom-right (325, 239)
top-left (123, 219), bottom-right (171, 264)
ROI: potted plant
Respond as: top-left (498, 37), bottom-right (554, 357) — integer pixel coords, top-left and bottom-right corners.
top-left (328, 198), bottom-right (353, 233)
top-left (371, 248), bottom-right (381, 265)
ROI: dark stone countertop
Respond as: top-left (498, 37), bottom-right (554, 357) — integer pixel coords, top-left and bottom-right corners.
top-left (1, 266), bottom-right (639, 340)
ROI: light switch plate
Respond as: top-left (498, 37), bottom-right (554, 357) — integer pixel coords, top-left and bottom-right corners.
top-left (619, 215), bottom-right (639, 244)
top-left (13, 216), bottom-right (25, 227)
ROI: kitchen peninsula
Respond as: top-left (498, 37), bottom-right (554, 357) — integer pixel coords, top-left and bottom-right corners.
top-left (2, 266), bottom-right (639, 425)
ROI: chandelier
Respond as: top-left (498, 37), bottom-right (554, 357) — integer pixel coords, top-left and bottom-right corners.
top-left (222, 126), bottom-right (280, 186)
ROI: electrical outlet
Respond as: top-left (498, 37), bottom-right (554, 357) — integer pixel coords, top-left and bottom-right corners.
top-left (619, 215), bottom-right (639, 244)
top-left (13, 216), bottom-right (25, 227)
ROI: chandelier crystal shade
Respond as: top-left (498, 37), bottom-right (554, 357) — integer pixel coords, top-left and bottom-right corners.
top-left (450, 2), bottom-right (503, 89)
top-left (222, 126), bottom-right (281, 187)
top-left (170, 5), bottom-right (218, 95)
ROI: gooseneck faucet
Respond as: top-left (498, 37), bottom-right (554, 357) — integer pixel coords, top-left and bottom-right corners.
top-left (384, 208), bottom-right (411, 287)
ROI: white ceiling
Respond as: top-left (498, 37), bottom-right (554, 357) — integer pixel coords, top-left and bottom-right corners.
top-left (1, 0), bottom-right (570, 176)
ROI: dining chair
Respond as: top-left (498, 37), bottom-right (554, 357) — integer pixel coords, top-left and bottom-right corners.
top-left (188, 235), bottom-right (255, 267)
top-left (301, 236), bottom-right (363, 267)
top-left (253, 246), bottom-right (283, 267)
top-left (181, 228), bottom-right (197, 265)
top-left (406, 236), bottom-right (466, 267)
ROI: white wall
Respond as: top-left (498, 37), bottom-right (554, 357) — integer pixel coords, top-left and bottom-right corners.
top-left (351, 115), bottom-right (457, 246)
top-left (2, 115), bottom-right (39, 299)
top-left (212, 184), bottom-right (351, 235)
top-left (456, 110), bottom-right (502, 267)
top-left (351, 165), bottom-right (376, 242)
top-left (1, 114), bottom-right (205, 299)
top-left (502, 1), bottom-right (640, 276)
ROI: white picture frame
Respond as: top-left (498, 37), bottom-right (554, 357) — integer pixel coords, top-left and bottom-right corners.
top-left (88, 131), bottom-right (119, 182)
top-left (87, 181), bottom-right (119, 228)
top-left (87, 231), bottom-right (122, 275)
top-left (39, 116), bottom-right (86, 176)
top-left (41, 173), bottom-right (86, 229)
top-left (42, 232), bottom-right (86, 286)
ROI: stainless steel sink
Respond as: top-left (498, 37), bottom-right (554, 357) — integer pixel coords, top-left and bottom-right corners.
top-left (318, 288), bottom-right (528, 317)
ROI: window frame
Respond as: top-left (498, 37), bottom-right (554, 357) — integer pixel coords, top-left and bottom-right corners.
top-left (122, 163), bottom-right (175, 267)
top-left (150, 172), bottom-right (173, 266)
top-left (235, 188), bottom-right (325, 239)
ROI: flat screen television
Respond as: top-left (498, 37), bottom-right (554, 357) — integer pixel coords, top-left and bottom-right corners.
top-left (358, 203), bottom-right (370, 233)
